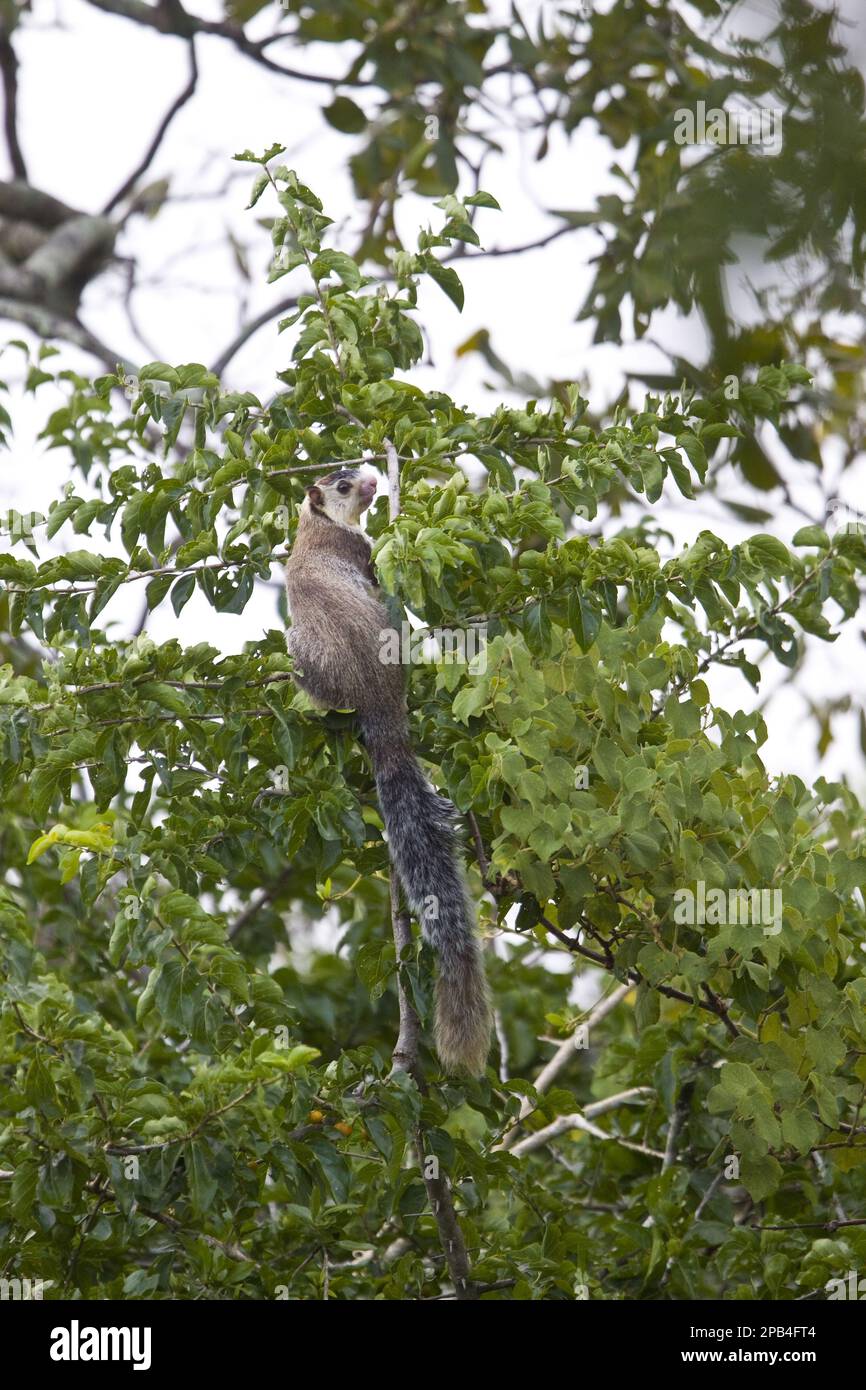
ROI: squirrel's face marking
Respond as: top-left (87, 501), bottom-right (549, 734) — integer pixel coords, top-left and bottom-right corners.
top-left (306, 468), bottom-right (377, 527)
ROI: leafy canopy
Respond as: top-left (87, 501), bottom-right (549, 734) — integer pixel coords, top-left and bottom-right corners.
top-left (1, 154), bottom-right (866, 1300)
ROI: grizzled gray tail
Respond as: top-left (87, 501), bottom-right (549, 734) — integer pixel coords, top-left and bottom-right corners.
top-left (360, 712), bottom-right (492, 1076)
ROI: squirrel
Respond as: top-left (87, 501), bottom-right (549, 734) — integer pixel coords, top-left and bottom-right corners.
top-left (284, 467), bottom-right (492, 1075)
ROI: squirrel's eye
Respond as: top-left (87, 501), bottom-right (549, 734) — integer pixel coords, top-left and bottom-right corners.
top-left (337, 482), bottom-right (351, 494)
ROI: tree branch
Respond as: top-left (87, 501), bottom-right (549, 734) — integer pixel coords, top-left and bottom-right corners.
top-left (388, 868), bottom-right (421, 1080)
top-left (103, 38), bottom-right (199, 215)
top-left (138, 1205), bottom-right (253, 1262)
top-left (498, 983), bottom-right (633, 1150)
top-left (0, 296), bottom-right (131, 371)
top-left (754, 1217), bottom-right (866, 1232)
top-left (536, 912), bottom-right (741, 1038)
top-left (384, 436), bottom-right (400, 520)
top-left (24, 215), bottom-right (116, 292)
top-left (418, 1157), bottom-right (478, 1297)
top-left (444, 222), bottom-right (575, 263)
top-left (227, 865), bottom-right (293, 941)
top-left (0, 32), bottom-right (26, 180)
top-left (81, 0), bottom-right (370, 86)
top-left (211, 294), bottom-right (299, 377)
top-left (0, 179), bottom-right (77, 227)
top-left (510, 1109), bottom-right (665, 1160)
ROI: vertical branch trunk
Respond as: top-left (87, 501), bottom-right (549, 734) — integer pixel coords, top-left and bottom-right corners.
top-left (388, 868), bottom-right (478, 1299)
top-left (419, 1158), bottom-right (477, 1300)
top-left (384, 438), bottom-right (400, 520)
top-left (383, 441), bottom-right (476, 1297)
top-left (389, 868), bottom-right (421, 1078)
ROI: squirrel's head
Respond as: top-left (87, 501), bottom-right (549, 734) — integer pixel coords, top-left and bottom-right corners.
top-left (305, 468), bottom-right (377, 527)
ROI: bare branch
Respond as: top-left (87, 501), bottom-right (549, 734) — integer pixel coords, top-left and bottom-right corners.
top-left (662, 1102), bottom-right (684, 1173)
top-left (384, 436), bottom-right (400, 520)
top-left (694, 1171), bottom-right (723, 1221)
top-left (499, 982), bottom-right (633, 1150)
top-left (510, 1109), bottom-right (665, 1160)
top-left (584, 1087), bottom-right (656, 1119)
top-left (467, 809), bottom-right (491, 881)
top-left (81, 0), bottom-right (370, 86)
top-left (0, 31), bottom-right (26, 180)
top-left (104, 38), bottom-right (199, 215)
top-left (24, 215), bottom-right (116, 291)
top-left (227, 865), bottom-right (293, 941)
top-left (536, 984), bottom-right (633, 1099)
top-left (211, 294), bottom-right (299, 377)
top-left (419, 1157), bottom-right (478, 1298)
top-left (0, 296), bottom-right (130, 371)
top-left (444, 222), bottom-right (575, 264)
top-left (492, 996), bottom-right (510, 1083)
top-left (754, 1217), bottom-right (866, 1232)
top-left (0, 179), bottom-right (77, 227)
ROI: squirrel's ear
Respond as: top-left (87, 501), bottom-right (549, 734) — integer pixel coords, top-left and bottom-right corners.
top-left (306, 485), bottom-right (324, 509)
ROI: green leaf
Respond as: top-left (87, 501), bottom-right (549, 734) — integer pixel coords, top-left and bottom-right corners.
top-left (11, 1161), bottom-right (39, 1222)
top-left (464, 191), bottom-right (501, 210)
top-left (567, 589), bottom-right (601, 651)
top-left (792, 525), bottom-right (830, 550)
top-left (170, 573), bottom-right (196, 616)
top-left (186, 1142), bottom-right (219, 1215)
top-left (311, 249), bottom-right (363, 291)
top-left (740, 1153), bottom-right (783, 1202)
top-left (425, 259), bottom-right (464, 311)
top-left (322, 97), bottom-right (367, 133)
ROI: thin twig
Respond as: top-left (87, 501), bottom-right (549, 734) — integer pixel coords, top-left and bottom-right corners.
top-left (212, 295), bottom-right (300, 376)
top-left (103, 39), bottom-right (199, 215)
top-left (139, 1205), bottom-right (253, 1263)
top-left (499, 982), bottom-right (633, 1149)
top-left (227, 865), bottom-right (293, 940)
top-left (694, 1171), bottom-right (723, 1222)
top-left (754, 1218), bottom-right (866, 1232)
top-left (510, 1110), bottom-right (664, 1160)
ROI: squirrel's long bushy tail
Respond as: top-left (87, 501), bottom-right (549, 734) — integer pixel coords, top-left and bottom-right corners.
top-left (360, 710), bottom-right (491, 1075)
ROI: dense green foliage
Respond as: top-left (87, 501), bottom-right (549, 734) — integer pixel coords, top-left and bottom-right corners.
top-left (8, 0), bottom-right (866, 520)
top-left (0, 156), bottom-right (865, 1299)
top-left (235, 0), bottom-right (866, 507)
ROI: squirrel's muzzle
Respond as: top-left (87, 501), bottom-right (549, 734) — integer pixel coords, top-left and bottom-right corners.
top-left (358, 474), bottom-right (378, 509)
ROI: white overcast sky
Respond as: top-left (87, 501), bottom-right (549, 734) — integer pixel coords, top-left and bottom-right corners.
top-left (1, 0), bottom-right (864, 793)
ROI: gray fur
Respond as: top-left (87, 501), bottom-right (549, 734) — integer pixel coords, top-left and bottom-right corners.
top-left (285, 477), bottom-right (492, 1075)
